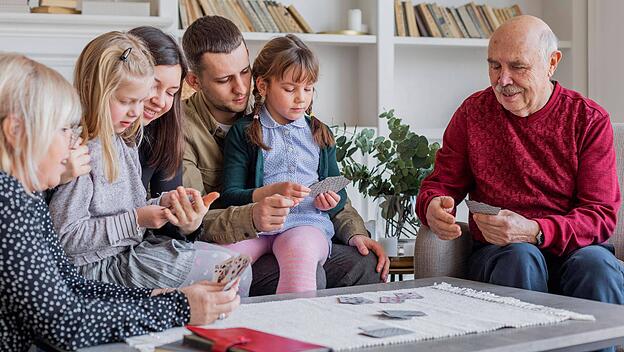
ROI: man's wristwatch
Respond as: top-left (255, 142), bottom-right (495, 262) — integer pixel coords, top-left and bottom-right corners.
top-left (534, 229), bottom-right (544, 247)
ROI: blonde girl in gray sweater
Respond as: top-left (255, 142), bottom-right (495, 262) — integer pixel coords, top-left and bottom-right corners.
top-left (48, 31), bottom-right (251, 295)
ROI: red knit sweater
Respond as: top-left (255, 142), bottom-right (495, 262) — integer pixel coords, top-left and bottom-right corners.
top-left (416, 82), bottom-right (620, 256)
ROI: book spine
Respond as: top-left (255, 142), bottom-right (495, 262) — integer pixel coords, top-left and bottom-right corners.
top-left (413, 5), bottom-right (429, 37)
top-left (404, 0), bottom-right (420, 37)
top-left (457, 5), bottom-right (480, 38)
top-left (477, 5), bottom-right (494, 34)
top-left (465, 3), bottom-right (486, 38)
top-left (394, 0), bottom-right (406, 36)
top-left (441, 6), bottom-right (461, 38)
top-left (287, 4), bottom-right (313, 33)
top-left (257, 0), bottom-right (279, 32)
top-left (280, 4), bottom-right (302, 33)
top-left (429, 3), bottom-right (451, 38)
top-left (245, 0), bottom-right (267, 32)
top-left (450, 7), bottom-right (469, 38)
top-left (230, 0), bottom-right (253, 32)
top-left (179, 0), bottom-right (189, 29)
top-left (416, 3), bottom-right (441, 38)
top-left (265, 1), bottom-right (283, 32)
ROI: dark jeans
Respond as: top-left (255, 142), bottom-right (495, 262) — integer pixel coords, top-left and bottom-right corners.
top-left (468, 242), bottom-right (624, 352)
top-left (250, 243), bottom-right (381, 296)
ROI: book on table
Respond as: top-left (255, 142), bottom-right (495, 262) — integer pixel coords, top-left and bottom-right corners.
top-left (156, 325), bottom-right (332, 352)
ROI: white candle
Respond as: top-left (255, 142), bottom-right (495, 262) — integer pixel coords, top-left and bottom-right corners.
top-left (348, 9), bottom-right (362, 32)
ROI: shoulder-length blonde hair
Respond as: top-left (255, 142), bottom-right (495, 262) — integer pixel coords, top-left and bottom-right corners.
top-left (74, 31), bottom-right (154, 182)
top-left (0, 53), bottom-right (81, 191)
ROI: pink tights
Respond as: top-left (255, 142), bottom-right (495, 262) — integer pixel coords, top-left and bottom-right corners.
top-left (222, 226), bottom-right (329, 294)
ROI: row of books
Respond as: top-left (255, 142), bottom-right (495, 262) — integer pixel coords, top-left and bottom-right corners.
top-left (179, 0), bottom-right (314, 34)
top-left (395, 1), bottom-right (523, 39)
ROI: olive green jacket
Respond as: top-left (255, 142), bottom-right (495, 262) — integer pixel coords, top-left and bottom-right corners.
top-left (182, 91), bottom-right (369, 244)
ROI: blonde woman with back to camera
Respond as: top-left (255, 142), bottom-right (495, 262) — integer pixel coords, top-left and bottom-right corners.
top-left (0, 53), bottom-right (239, 352)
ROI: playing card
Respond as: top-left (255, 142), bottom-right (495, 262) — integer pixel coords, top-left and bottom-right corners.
top-left (465, 199), bottom-right (501, 215)
top-left (394, 292), bottom-right (423, 300)
top-left (380, 296), bottom-right (405, 303)
top-left (380, 310), bottom-right (427, 319)
top-left (308, 176), bottom-right (350, 198)
top-left (213, 254), bottom-right (251, 290)
top-left (338, 296), bottom-right (374, 305)
top-left (359, 327), bottom-right (414, 338)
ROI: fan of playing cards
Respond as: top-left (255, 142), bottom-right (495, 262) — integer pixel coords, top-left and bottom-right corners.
top-left (214, 254), bottom-right (252, 291)
top-left (465, 199), bottom-right (501, 215)
top-left (308, 176), bottom-right (350, 198)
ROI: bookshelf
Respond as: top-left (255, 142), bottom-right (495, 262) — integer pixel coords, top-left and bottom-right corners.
top-left (393, 37), bottom-right (572, 48)
top-left (0, 0), bottom-right (587, 221)
top-left (173, 30), bottom-right (377, 45)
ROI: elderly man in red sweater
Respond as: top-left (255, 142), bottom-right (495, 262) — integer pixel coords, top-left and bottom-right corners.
top-left (416, 15), bottom-right (624, 308)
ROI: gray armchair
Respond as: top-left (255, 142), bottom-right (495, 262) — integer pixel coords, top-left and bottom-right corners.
top-left (414, 123), bottom-right (624, 278)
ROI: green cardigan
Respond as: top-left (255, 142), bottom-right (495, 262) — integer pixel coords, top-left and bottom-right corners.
top-left (221, 115), bottom-right (346, 218)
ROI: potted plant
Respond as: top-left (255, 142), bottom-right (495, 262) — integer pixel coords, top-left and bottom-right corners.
top-left (334, 110), bottom-right (440, 240)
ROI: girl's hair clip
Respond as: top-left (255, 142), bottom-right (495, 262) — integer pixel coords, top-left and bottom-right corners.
top-left (120, 48), bottom-right (132, 62)
top-left (253, 113), bottom-right (259, 120)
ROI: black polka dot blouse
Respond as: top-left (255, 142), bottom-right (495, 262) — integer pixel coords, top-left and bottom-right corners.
top-left (0, 172), bottom-right (190, 351)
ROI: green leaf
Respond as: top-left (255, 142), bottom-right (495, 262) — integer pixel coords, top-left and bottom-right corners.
top-left (336, 135), bottom-right (346, 146)
top-left (336, 147), bottom-right (346, 162)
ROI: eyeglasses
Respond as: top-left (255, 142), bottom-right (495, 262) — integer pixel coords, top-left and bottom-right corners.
top-left (62, 125), bottom-right (83, 148)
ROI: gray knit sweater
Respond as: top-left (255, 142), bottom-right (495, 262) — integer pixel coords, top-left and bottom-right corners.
top-left (49, 135), bottom-right (160, 266)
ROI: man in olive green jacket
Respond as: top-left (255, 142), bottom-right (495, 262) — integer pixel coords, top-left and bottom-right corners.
top-left (181, 16), bottom-right (389, 295)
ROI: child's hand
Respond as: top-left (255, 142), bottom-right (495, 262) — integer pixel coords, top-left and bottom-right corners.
top-left (59, 139), bottom-right (91, 185)
top-left (136, 205), bottom-right (169, 229)
top-left (163, 187), bottom-right (218, 235)
top-left (273, 182), bottom-right (310, 205)
top-left (253, 182), bottom-right (310, 205)
top-left (314, 191), bottom-right (340, 211)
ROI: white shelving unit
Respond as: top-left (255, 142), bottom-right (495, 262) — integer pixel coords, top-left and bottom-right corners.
top-left (0, 0), bottom-right (588, 221)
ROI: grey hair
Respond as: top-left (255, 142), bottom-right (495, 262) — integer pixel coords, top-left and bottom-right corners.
top-left (540, 28), bottom-right (559, 63)
top-left (0, 53), bottom-right (81, 191)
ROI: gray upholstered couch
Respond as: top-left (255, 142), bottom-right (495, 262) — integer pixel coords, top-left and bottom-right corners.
top-left (414, 123), bottom-right (624, 278)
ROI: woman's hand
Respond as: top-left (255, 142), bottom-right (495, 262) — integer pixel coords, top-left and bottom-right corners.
top-left (314, 191), bottom-right (340, 211)
top-left (179, 280), bottom-right (241, 325)
top-left (162, 187), bottom-right (218, 235)
top-left (59, 139), bottom-right (91, 185)
top-left (136, 205), bottom-right (169, 229)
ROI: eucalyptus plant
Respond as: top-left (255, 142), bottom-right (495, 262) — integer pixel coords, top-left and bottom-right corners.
top-left (334, 110), bottom-right (440, 238)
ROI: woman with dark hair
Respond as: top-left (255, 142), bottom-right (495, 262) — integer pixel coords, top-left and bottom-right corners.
top-left (129, 26), bottom-right (210, 244)
top-left (128, 26), bottom-right (193, 239)
top-left (129, 27), bottom-right (185, 195)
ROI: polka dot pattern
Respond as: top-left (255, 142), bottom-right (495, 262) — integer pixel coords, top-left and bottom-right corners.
top-left (0, 172), bottom-right (190, 351)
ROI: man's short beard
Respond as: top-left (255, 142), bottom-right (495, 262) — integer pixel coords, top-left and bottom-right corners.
top-left (213, 103), bottom-right (242, 114)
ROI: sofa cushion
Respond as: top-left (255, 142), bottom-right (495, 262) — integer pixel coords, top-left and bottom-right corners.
top-left (610, 123), bottom-right (624, 261)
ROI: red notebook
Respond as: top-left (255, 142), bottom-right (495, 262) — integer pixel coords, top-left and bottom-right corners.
top-left (185, 326), bottom-right (332, 352)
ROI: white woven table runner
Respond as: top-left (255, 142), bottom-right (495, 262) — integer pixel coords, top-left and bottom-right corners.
top-left (127, 282), bottom-right (594, 351)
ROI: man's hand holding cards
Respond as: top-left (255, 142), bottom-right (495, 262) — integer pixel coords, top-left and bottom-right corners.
top-left (214, 254), bottom-right (251, 291)
top-left (465, 199), bottom-right (501, 215)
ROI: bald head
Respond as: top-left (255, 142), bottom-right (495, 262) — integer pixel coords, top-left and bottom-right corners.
top-left (490, 15), bottom-right (558, 64)
top-left (486, 16), bottom-right (562, 117)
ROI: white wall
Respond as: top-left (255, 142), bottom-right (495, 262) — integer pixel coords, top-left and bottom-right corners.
top-left (588, 0), bottom-right (623, 122)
